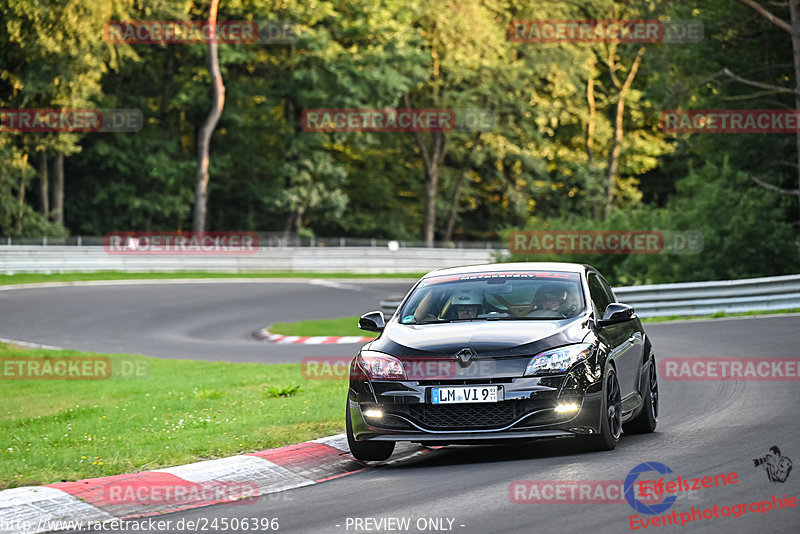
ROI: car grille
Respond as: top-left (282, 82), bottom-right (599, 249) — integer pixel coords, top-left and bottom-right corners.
top-left (408, 402), bottom-right (521, 430)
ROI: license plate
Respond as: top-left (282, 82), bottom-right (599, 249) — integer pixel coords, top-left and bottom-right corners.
top-left (431, 386), bottom-right (499, 404)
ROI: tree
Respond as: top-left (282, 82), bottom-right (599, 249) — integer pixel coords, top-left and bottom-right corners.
top-left (729, 0), bottom-right (800, 225)
top-left (405, 0), bottom-right (516, 246)
top-left (192, 0), bottom-right (226, 232)
top-left (0, 0), bottom-right (136, 235)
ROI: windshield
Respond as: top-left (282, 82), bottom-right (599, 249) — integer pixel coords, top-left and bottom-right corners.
top-left (399, 271), bottom-right (585, 323)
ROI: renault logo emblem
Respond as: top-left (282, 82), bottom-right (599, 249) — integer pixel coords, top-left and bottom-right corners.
top-left (454, 347), bottom-right (477, 367)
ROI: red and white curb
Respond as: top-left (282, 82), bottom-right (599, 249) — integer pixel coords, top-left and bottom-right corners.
top-left (253, 328), bottom-right (374, 344)
top-left (0, 435), bottom-right (428, 534)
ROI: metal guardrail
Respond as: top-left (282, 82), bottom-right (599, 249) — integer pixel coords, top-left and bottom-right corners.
top-left (379, 274), bottom-right (800, 318)
top-left (1, 244), bottom-right (797, 317)
top-left (0, 235), bottom-right (506, 250)
top-left (613, 273), bottom-right (800, 318)
top-left (0, 246), bottom-right (499, 274)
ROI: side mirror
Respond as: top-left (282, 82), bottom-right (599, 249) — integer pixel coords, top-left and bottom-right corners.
top-left (358, 311), bottom-right (386, 332)
top-left (598, 303), bottom-right (635, 326)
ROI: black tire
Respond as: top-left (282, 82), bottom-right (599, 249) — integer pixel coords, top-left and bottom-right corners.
top-left (584, 367), bottom-right (622, 451)
top-left (624, 357), bottom-right (658, 434)
top-left (346, 401), bottom-right (395, 462)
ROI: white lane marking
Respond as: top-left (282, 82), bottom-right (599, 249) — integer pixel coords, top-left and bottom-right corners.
top-left (0, 337), bottom-right (64, 350)
top-left (336, 336), bottom-right (364, 344)
top-left (308, 279), bottom-right (360, 291)
top-left (256, 330), bottom-right (373, 344)
top-left (302, 337), bottom-right (329, 344)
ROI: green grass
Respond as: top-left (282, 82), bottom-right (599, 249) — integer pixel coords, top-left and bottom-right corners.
top-left (269, 316), bottom-right (378, 338)
top-left (641, 308), bottom-right (800, 323)
top-left (0, 343), bottom-right (347, 489)
top-left (0, 270), bottom-right (424, 286)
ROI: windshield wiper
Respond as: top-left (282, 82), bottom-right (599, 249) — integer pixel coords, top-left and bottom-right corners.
top-left (414, 318), bottom-right (488, 324)
top-left (486, 316), bottom-right (567, 321)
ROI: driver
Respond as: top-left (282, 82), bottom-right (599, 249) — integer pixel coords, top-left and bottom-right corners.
top-left (451, 288), bottom-right (484, 319)
top-left (533, 285), bottom-right (569, 314)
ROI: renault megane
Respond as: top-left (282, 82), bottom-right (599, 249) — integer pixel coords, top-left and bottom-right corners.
top-left (345, 262), bottom-right (659, 461)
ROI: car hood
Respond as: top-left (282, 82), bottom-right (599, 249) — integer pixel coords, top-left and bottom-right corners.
top-left (367, 316), bottom-right (590, 359)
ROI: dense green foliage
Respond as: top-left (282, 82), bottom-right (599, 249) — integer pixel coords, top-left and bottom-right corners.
top-left (1, 0), bottom-right (798, 283)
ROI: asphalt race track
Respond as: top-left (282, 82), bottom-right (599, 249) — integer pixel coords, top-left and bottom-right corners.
top-left (0, 280), bottom-right (414, 363)
top-left (3, 281), bottom-right (799, 533)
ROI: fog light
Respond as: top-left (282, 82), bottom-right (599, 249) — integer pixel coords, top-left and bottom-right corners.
top-left (363, 409), bottom-right (383, 418)
top-left (554, 403), bottom-right (579, 413)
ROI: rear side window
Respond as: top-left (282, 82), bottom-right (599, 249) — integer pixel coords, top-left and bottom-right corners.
top-left (588, 273), bottom-right (614, 316)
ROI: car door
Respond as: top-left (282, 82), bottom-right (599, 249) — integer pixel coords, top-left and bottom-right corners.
top-left (602, 274), bottom-right (645, 405)
top-left (588, 272), bottom-right (640, 402)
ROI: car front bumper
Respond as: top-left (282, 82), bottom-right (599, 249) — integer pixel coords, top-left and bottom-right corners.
top-left (348, 373), bottom-right (604, 443)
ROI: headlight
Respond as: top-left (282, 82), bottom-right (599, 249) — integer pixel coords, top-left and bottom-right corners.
top-left (358, 350), bottom-right (406, 380)
top-left (524, 343), bottom-right (593, 376)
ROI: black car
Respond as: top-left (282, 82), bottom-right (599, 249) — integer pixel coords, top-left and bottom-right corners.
top-left (346, 262), bottom-right (659, 461)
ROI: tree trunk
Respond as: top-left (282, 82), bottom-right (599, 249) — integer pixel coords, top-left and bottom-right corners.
top-left (405, 94), bottom-right (448, 247)
top-left (423, 162), bottom-right (439, 247)
top-left (39, 151), bottom-right (49, 218)
top-left (586, 65), bottom-right (600, 219)
top-left (192, 0), bottom-right (226, 233)
top-left (444, 136), bottom-right (481, 242)
top-left (605, 48), bottom-right (645, 219)
top-left (605, 95), bottom-right (626, 218)
top-left (283, 208), bottom-right (300, 238)
top-left (420, 132), bottom-right (447, 247)
top-left (586, 72), bottom-right (596, 166)
top-left (52, 151), bottom-right (64, 225)
top-left (17, 155), bottom-right (28, 234)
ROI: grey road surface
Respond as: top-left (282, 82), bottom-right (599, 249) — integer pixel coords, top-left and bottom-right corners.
top-left (0, 280), bottom-right (414, 363)
top-left (69, 316), bottom-right (799, 534)
top-left (3, 282), bottom-right (797, 533)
